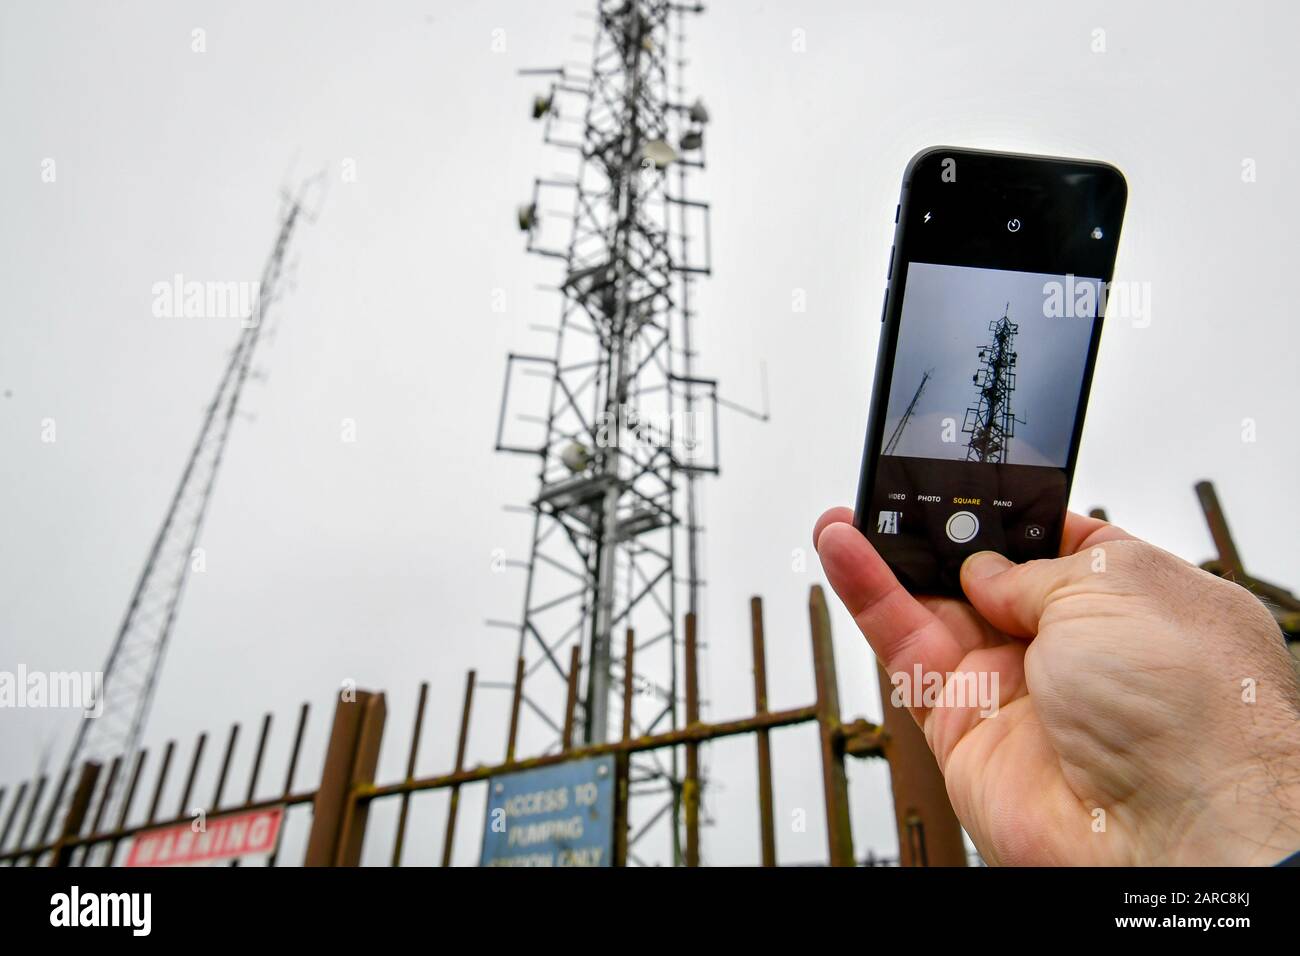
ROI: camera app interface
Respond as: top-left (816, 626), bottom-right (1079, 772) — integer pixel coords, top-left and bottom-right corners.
top-left (867, 261), bottom-right (1103, 588)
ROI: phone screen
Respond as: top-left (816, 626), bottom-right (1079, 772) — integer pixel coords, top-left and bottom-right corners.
top-left (853, 148), bottom-right (1127, 595)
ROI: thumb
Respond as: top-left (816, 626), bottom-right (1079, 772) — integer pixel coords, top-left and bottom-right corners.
top-left (960, 550), bottom-right (1096, 639)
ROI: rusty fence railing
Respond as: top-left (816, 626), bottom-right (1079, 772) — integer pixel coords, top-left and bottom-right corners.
top-left (4, 483), bottom-right (1288, 869)
top-left (0, 702), bottom-right (315, 868)
top-left (302, 585), bottom-right (967, 868)
top-left (0, 585), bottom-right (969, 867)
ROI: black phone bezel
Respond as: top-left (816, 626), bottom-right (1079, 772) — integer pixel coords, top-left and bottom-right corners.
top-left (852, 146), bottom-right (1128, 596)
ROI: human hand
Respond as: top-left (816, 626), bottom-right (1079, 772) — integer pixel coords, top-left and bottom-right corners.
top-left (814, 507), bottom-right (1300, 865)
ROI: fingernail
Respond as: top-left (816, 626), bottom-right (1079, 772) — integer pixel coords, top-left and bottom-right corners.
top-left (962, 550), bottom-right (1013, 581)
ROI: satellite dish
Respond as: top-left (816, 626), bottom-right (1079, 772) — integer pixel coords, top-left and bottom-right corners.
top-left (561, 442), bottom-right (590, 473)
top-left (642, 139), bottom-right (678, 169)
top-left (517, 203), bottom-right (537, 232)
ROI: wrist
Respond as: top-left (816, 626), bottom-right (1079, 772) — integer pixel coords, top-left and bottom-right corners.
top-left (1171, 760), bottom-right (1300, 866)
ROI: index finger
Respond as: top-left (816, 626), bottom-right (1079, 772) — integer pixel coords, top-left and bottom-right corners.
top-left (1059, 510), bottom-right (1138, 556)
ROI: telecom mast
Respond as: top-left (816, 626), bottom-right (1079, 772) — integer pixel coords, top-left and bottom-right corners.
top-left (883, 370), bottom-right (931, 456)
top-left (57, 195), bottom-right (306, 821)
top-left (962, 305), bottom-right (1022, 463)
top-left (496, 0), bottom-right (730, 863)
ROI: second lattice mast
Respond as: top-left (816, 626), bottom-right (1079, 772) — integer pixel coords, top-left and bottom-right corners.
top-left (56, 193), bottom-right (308, 843)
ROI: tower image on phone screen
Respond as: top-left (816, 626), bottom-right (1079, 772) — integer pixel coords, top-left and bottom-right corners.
top-left (882, 263), bottom-right (1102, 467)
top-left (853, 148), bottom-right (1126, 596)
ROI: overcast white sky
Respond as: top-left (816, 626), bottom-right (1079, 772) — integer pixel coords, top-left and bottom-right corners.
top-left (2, 0), bottom-right (1297, 866)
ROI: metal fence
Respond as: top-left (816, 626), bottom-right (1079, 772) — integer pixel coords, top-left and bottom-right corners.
top-left (0, 586), bottom-right (966, 867)
top-left (0, 703), bottom-right (314, 868)
top-left (4, 482), bottom-right (1290, 868)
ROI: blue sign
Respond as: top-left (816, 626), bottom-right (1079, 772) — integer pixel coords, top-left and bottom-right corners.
top-left (480, 754), bottom-right (616, 867)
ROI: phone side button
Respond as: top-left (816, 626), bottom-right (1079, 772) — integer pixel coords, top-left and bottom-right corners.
top-left (886, 245), bottom-right (895, 279)
top-left (880, 288), bottom-right (888, 322)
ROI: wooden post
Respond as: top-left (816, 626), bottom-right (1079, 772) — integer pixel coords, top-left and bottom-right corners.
top-left (305, 689), bottom-right (386, 866)
top-left (0, 781), bottom-right (28, 850)
top-left (614, 627), bottom-right (634, 866)
top-left (1195, 480), bottom-right (1245, 576)
top-left (178, 733), bottom-right (207, 818)
top-left (76, 757), bottom-right (120, 867)
top-left (246, 713), bottom-right (273, 803)
top-left (37, 766), bottom-right (72, 848)
top-left (505, 656), bottom-right (525, 762)
top-left (562, 645), bottom-right (582, 750)
top-left (441, 670), bottom-right (476, 867)
top-left (104, 749), bottom-right (148, 866)
top-left (145, 742), bottom-right (175, 825)
top-left (335, 692), bottom-right (386, 867)
top-left (267, 704), bottom-right (309, 869)
top-left (876, 663), bottom-right (967, 866)
top-left (809, 585), bottom-right (854, 866)
top-left (15, 775), bottom-right (47, 854)
top-left (751, 597), bottom-right (777, 867)
top-left (212, 723), bottom-right (240, 809)
top-left (683, 612), bottom-right (701, 867)
top-left (50, 762), bottom-right (100, 867)
top-left (391, 683), bottom-right (428, 867)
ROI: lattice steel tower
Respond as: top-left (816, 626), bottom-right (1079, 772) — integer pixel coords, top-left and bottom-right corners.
top-left (496, 0), bottom-right (732, 863)
top-left (962, 304), bottom-right (1022, 463)
top-left (57, 193), bottom-right (308, 816)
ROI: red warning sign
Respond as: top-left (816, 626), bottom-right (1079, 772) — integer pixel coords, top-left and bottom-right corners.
top-left (124, 806), bottom-right (284, 867)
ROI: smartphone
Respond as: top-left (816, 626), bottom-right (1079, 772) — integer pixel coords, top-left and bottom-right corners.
top-left (852, 147), bottom-right (1127, 596)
